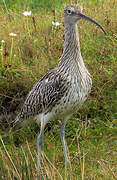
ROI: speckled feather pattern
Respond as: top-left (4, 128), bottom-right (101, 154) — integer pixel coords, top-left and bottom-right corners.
top-left (14, 6), bottom-right (92, 127)
top-left (18, 69), bottom-right (70, 119)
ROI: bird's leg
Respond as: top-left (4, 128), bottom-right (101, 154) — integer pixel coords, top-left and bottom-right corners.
top-left (37, 120), bottom-right (45, 173)
top-left (60, 119), bottom-right (70, 166)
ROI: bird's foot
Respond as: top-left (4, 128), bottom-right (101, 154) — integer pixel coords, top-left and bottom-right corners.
top-left (66, 160), bottom-right (70, 168)
top-left (35, 172), bottom-right (44, 180)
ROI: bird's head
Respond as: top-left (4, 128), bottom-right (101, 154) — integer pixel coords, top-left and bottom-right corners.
top-left (64, 5), bottom-right (106, 34)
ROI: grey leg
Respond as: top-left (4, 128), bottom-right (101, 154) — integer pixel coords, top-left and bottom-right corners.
top-left (60, 120), bottom-right (69, 165)
top-left (37, 122), bottom-right (45, 172)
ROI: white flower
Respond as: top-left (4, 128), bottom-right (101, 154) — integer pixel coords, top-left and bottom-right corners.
top-left (9, 33), bottom-right (17, 37)
top-left (80, 6), bottom-right (83, 12)
top-left (52, 21), bottom-right (61, 26)
top-left (23, 11), bottom-right (32, 16)
top-left (1, 40), bottom-right (5, 43)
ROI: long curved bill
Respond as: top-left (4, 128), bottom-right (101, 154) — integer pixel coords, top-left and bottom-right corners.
top-left (78, 13), bottom-right (106, 34)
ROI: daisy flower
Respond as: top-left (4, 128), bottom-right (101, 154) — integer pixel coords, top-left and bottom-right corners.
top-left (23, 11), bottom-right (32, 16)
top-left (52, 21), bottom-right (61, 26)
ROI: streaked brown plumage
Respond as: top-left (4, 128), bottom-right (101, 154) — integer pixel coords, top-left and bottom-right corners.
top-left (12, 5), bottom-right (106, 172)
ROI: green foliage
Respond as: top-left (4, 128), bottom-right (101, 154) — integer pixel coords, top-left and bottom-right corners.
top-left (0, 0), bottom-right (117, 179)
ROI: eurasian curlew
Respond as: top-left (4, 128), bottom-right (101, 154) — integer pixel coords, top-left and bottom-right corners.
top-left (12, 5), bottom-right (106, 172)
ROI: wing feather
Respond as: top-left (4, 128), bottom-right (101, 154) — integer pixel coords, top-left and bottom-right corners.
top-left (18, 69), bottom-right (69, 119)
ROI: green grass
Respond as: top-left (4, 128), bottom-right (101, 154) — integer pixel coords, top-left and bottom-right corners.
top-left (0, 0), bottom-right (117, 179)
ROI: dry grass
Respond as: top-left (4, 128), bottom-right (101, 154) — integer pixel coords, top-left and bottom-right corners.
top-left (0, 0), bottom-right (117, 179)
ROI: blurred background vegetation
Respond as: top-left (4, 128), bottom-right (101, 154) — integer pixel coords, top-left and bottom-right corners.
top-left (0, 0), bottom-right (117, 179)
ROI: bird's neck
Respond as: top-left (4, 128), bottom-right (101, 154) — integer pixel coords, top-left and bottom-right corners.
top-left (59, 23), bottom-right (83, 68)
top-left (58, 22), bottom-right (92, 93)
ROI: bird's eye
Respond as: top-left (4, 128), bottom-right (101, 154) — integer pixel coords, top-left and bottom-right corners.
top-left (67, 9), bottom-right (72, 15)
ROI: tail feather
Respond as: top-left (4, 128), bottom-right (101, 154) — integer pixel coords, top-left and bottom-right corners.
top-left (10, 111), bottom-right (34, 132)
top-left (10, 113), bottom-right (23, 131)
top-left (12, 114), bottom-right (21, 128)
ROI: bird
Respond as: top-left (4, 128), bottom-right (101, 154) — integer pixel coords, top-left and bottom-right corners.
top-left (12, 5), bottom-right (106, 172)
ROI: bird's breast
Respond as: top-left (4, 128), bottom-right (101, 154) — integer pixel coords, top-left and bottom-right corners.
top-left (52, 72), bottom-right (92, 117)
